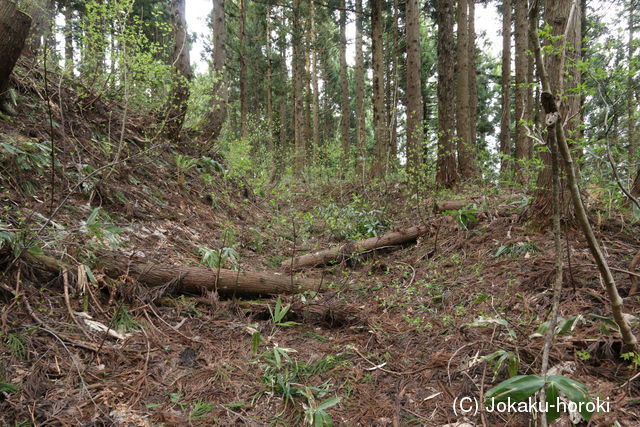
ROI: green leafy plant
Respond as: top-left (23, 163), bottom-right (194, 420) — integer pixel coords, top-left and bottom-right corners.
top-left (6, 332), bottom-right (28, 360)
top-left (302, 393), bottom-right (340, 426)
top-left (495, 241), bottom-right (542, 258)
top-left (530, 315), bottom-right (584, 338)
top-left (442, 204), bottom-right (479, 230)
top-left (83, 208), bottom-right (122, 248)
top-left (485, 374), bottom-right (593, 424)
top-left (189, 401), bottom-right (213, 421)
top-left (112, 305), bottom-right (141, 334)
top-left (173, 153), bottom-right (198, 185)
top-left (268, 297), bottom-right (297, 327)
top-left (482, 349), bottom-right (520, 380)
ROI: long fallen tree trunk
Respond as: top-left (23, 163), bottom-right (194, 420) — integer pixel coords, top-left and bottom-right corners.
top-left (281, 224), bottom-right (430, 271)
top-left (22, 250), bottom-right (320, 296)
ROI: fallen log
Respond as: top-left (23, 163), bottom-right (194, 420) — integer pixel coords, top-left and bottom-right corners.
top-left (433, 193), bottom-right (524, 213)
top-left (21, 250), bottom-right (320, 296)
top-left (114, 261), bottom-right (320, 296)
top-left (281, 224), bottom-right (430, 271)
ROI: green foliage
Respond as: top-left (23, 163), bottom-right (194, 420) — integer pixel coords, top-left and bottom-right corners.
top-left (189, 401), bottom-right (214, 421)
top-left (482, 350), bottom-right (520, 380)
top-left (485, 374), bottom-right (593, 424)
top-left (199, 228), bottom-right (239, 269)
top-left (6, 332), bottom-right (28, 360)
top-left (173, 153), bottom-right (198, 185)
top-left (530, 315), bottom-right (584, 338)
top-left (112, 305), bottom-right (141, 334)
top-left (83, 208), bottom-right (122, 249)
top-left (494, 241), bottom-right (541, 258)
top-left (442, 204), bottom-right (479, 231)
top-left (310, 199), bottom-right (388, 241)
top-left (268, 297), bottom-right (298, 327)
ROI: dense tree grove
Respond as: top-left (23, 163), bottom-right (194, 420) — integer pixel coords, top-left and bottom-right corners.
top-left (2, 0), bottom-right (636, 200)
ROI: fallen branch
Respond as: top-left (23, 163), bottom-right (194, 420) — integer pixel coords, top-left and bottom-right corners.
top-left (281, 224), bottom-right (430, 271)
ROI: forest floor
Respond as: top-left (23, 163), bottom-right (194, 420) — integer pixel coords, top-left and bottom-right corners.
top-left (1, 61), bottom-right (640, 426)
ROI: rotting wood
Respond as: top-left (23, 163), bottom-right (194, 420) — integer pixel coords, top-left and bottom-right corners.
top-left (433, 193), bottom-right (523, 213)
top-left (281, 224), bottom-right (430, 271)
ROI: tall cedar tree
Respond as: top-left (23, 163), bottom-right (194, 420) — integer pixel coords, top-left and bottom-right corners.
top-left (339, 0), bottom-right (351, 173)
top-left (355, 0), bottom-right (366, 176)
top-left (166, 0), bottom-right (193, 142)
top-left (514, 0), bottom-right (529, 181)
top-left (456, 0), bottom-right (476, 179)
top-left (436, 0), bottom-right (459, 187)
top-left (405, 0), bottom-right (424, 183)
top-left (206, 0), bottom-right (227, 141)
top-left (370, 0), bottom-right (388, 178)
top-left (531, 0), bottom-right (581, 222)
top-left (499, 0), bottom-right (512, 175)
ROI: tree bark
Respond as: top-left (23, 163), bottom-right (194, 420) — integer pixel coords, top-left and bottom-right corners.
top-left (370, 0), bottom-right (388, 179)
top-left (436, 0), bottom-right (459, 187)
top-left (406, 0), bottom-right (424, 184)
top-left (468, 0), bottom-right (478, 163)
top-left (239, 0), bottom-right (248, 139)
top-left (206, 0), bottom-right (227, 141)
top-left (311, 1), bottom-right (320, 161)
top-left (530, 0), bottom-right (637, 352)
top-left (292, 0), bottom-right (306, 179)
top-left (456, 0), bottom-right (476, 179)
top-left (531, 0), bottom-right (581, 224)
top-left (339, 0), bottom-right (351, 175)
top-left (0, 0), bottom-right (31, 114)
top-left (514, 0), bottom-right (529, 182)
top-left (628, 0), bottom-right (637, 183)
top-left (282, 224), bottom-right (431, 271)
top-left (166, 0), bottom-right (193, 142)
top-left (64, 5), bottom-right (74, 72)
top-left (355, 0), bottom-right (366, 178)
top-left (499, 0), bottom-right (512, 175)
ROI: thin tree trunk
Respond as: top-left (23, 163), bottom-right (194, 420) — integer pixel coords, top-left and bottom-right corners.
top-left (370, 0), bottom-right (387, 179)
top-left (292, 0), bottom-right (306, 179)
top-left (514, 0), bottom-right (529, 182)
top-left (456, 0), bottom-right (475, 179)
top-left (468, 0), bottom-right (478, 164)
top-left (628, 0), bottom-right (637, 183)
top-left (436, 0), bottom-right (459, 187)
top-left (311, 1), bottom-right (320, 161)
top-left (406, 0), bottom-right (424, 184)
top-left (499, 0), bottom-right (512, 175)
top-left (265, 6), bottom-right (273, 152)
top-left (355, 0), bottom-right (366, 177)
top-left (64, 5), bottom-right (74, 72)
top-left (207, 0), bottom-right (227, 141)
top-left (387, 0), bottom-right (399, 169)
top-left (239, 0), bottom-right (248, 138)
top-left (166, 0), bottom-right (193, 142)
top-left (339, 0), bottom-right (351, 175)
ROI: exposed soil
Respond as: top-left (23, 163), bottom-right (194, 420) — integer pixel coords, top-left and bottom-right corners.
top-left (1, 60), bottom-right (640, 426)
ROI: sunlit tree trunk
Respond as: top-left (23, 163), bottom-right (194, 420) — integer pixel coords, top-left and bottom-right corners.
top-left (436, 0), bottom-right (459, 187)
top-left (166, 0), bottom-right (193, 142)
top-left (355, 0), bottom-right (366, 177)
top-left (499, 0), bottom-right (512, 175)
top-left (456, 0), bottom-right (476, 179)
top-left (207, 0), bottom-right (227, 141)
top-left (514, 0), bottom-right (529, 182)
top-left (406, 0), bottom-right (424, 184)
top-left (370, 0), bottom-right (387, 179)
